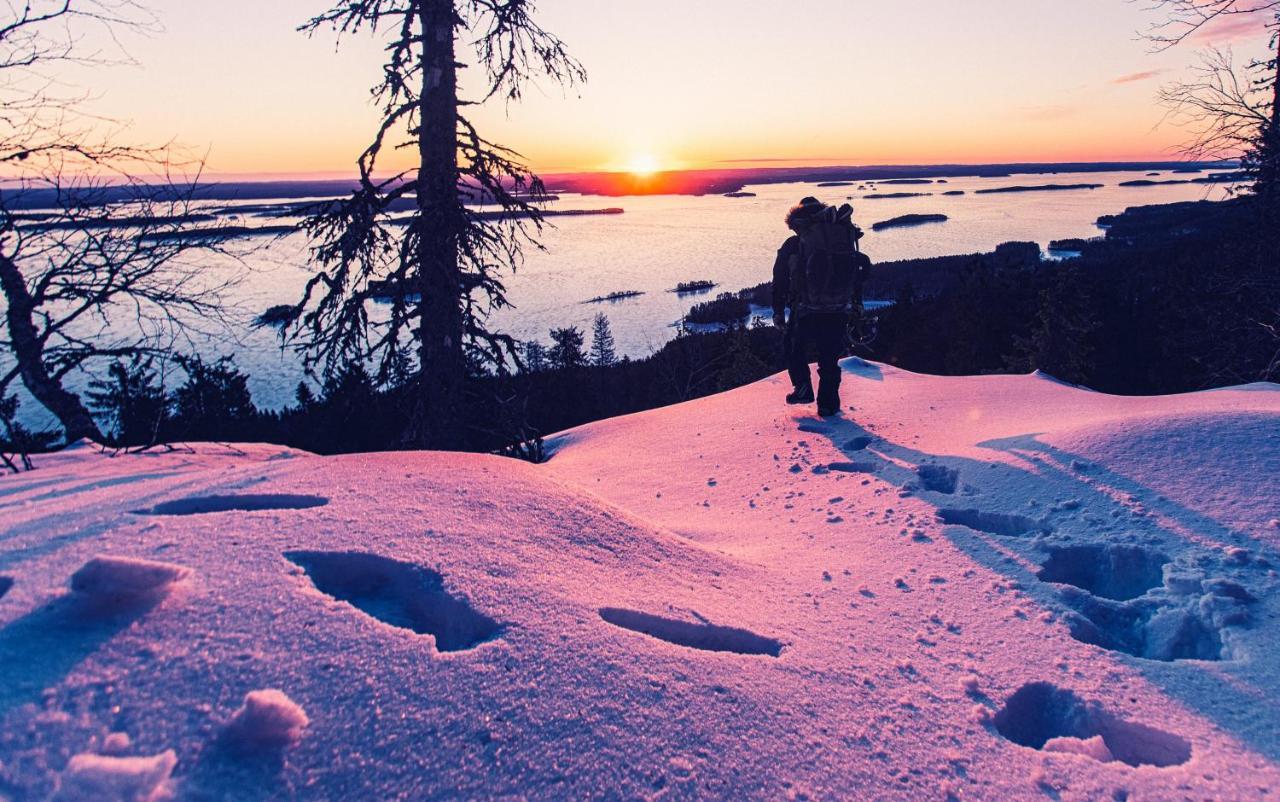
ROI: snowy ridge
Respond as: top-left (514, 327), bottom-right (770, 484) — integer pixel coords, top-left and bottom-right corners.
top-left (1, 359), bottom-right (1279, 800)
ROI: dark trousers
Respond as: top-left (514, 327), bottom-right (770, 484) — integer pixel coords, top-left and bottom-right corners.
top-left (785, 312), bottom-right (849, 408)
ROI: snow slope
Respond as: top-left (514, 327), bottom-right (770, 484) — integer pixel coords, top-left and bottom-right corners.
top-left (1, 360), bottom-right (1278, 801)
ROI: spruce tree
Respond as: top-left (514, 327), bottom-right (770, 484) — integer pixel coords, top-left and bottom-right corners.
top-left (549, 327), bottom-right (586, 370)
top-left (590, 314), bottom-right (618, 368)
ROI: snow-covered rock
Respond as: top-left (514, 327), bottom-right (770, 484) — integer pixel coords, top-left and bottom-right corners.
top-left (70, 555), bottom-right (190, 609)
top-left (1, 365), bottom-right (1278, 800)
top-left (222, 689), bottom-right (309, 751)
top-left (54, 750), bottom-right (177, 802)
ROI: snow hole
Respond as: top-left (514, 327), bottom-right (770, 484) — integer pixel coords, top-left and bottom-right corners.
top-left (938, 508), bottom-right (1047, 537)
top-left (1062, 590), bottom-right (1227, 662)
top-left (285, 551), bottom-right (502, 652)
top-left (1037, 544), bottom-right (1168, 601)
top-left (136, 494), bottom-right (329, 516)
top-left (993, 681), bottom-right (1191, 768)
top-left (598, 608), bottom-right (782, 657)
top-left (917, 465), bottom-right (959, 494)
top-left (843, 436), bottom-right (873, 452)
top-left (828, 461), bottom-right (877, 474)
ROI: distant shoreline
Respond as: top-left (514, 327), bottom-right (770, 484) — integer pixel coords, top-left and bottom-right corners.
top-left (4, 161), bottom-right (1239, 209)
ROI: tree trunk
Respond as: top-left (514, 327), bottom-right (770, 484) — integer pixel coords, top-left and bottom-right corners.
top-left (414, 0), bottom-right (465, 449)
top-left (1272, 25), bottom-right (1279, 138)
top-left (0, 253), bottom-right (103, 442)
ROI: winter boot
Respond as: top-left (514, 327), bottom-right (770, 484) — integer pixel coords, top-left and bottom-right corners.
top-left (786, 386), bottom-right (815, 405)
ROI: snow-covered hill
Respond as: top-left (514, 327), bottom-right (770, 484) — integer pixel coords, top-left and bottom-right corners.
top-left (1, 360), bottom-right (1278, 801)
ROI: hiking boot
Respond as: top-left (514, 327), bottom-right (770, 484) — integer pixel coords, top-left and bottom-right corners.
top-left (818, 403), bottom-right (840, 418)
top-left (786, 386), bottom-right (815, 405)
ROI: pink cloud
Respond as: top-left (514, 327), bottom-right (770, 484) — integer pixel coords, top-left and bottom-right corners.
top-left (1112, 69), bottom-right (1165, 85)
top-left (1190, 14), bottom-right (1274, 44)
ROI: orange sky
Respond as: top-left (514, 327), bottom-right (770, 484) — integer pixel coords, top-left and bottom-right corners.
top-left (57, 0), bottom-right (1277, 177)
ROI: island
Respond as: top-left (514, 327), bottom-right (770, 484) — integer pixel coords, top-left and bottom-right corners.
top-left (671, 280), bottom-right (719, 294)
top-left (254, 305), bottom-right (296, 328)
top-left (879, 179), bottom-right (933, 185)
top-left (1196, 172), bottom-right (1246, 183)
top-left (942, 190), bottom-right (966, 196)
top-left (975, 183), bottom-right (1104, 194)
top-left (816, 181), bottom-right (855, 187)
top-left (1119, 179), bottom-right (1193, 187)
top-left (723, 191), bottom-right (757, 198)
top-left (871, 213), bottom-right (949, 231)
top-left (584, 290), bottom-right (645, 304)
top-left (864, 192), bottom-right (932, 200)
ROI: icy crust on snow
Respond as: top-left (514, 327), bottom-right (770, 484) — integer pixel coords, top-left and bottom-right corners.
top-left (1, 362), bottom-right (1279, 800)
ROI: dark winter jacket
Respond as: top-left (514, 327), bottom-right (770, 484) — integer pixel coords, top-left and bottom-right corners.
top-left (771, 235), bottom-right (803, 318)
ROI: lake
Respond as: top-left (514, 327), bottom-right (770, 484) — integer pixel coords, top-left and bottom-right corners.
top-left (6, 169), bottom-right (1238, 426)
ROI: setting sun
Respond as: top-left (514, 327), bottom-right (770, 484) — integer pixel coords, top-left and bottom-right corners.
top-left (627, 154), bottom-right (661, 176)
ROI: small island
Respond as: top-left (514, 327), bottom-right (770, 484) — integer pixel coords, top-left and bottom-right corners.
top-left (872, 213), bottom-right (949, 231)
top-left (975, 183), bottom-right (1103, 194)
top-left (864, 192), bottom-right (932, 200)
top-left (1119, 178), bottom-right (1193, 187)
top-left (879, 178), bottom-right (933, 185)
top-left (723, 191), bottom-right (757, 198)
top-left (254, 305), bottom-right (296, 328)
top-left (671, 280), bottom-right (719, 294)
top-left (816, 181), bottom-right (854, 187)
top-left (942, 190), bottom-right (966, 196)
top-left (1196, 172), bottom-right (1246, 183)
top-left (584, 290), bottom-right (645, 304)
top-left (138, 223), bottom-right (297, 243)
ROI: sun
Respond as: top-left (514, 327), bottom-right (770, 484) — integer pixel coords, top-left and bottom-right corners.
top-left (626, 154), bottom-right (661, 177)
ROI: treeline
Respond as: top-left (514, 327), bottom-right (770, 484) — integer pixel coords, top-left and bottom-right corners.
top-left (878, 197), bottom-right (1279, 393)
top-left (0, 321), bottom-right (788, 462)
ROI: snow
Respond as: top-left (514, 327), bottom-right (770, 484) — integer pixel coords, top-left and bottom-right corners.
top-left (54, 750), bottom-right (176, 802)
top-left (69, 556), bottom-right (191, 610)
top-left (222, 690), bottom-right (308, 751)
top-left (1, 361), bottom-right (1279, 799)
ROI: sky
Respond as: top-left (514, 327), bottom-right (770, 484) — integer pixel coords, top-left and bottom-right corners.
top-left (52, 0), bottom-right (1278, 177)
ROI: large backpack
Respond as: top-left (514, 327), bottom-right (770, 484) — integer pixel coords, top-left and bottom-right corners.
top-left (793, 204), bottom-right (870, 314)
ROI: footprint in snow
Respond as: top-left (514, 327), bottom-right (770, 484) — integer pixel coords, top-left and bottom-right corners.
top-left (598, 607), bottom-right (782, 657)
top-left (285, 551), bottom-right (502, 652)
top-left (993, 681), bottom-right (1191, 768)
top-left (135, 494), bottom-right (329, 516)
top-left (937, 508), bottom-right (1048, 537)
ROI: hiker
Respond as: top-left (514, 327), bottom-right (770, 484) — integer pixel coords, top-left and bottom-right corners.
top-left (771, 197), bottom-right (871, 417)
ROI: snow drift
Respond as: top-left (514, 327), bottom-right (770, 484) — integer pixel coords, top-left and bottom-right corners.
top-left (1, 360), bottom-right (1278, 800)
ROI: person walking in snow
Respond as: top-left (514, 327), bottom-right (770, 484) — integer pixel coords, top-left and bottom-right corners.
top-left (771, 196), bottom-right (870, 417)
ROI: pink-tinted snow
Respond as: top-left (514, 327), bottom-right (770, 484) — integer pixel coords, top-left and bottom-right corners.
top-left (1, 362), bottom-right (1278, 800)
